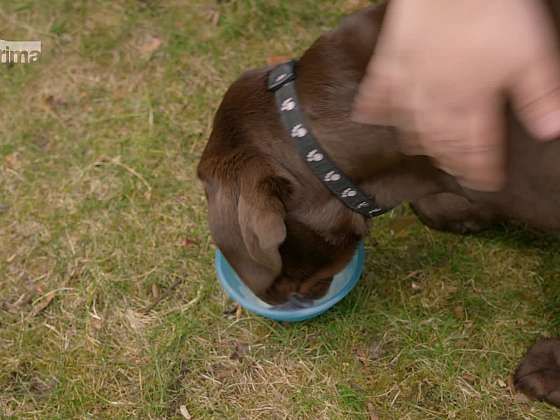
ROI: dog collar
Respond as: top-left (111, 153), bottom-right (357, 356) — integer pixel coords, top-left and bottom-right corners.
top-left (267, 60), bottom-right (389, 219)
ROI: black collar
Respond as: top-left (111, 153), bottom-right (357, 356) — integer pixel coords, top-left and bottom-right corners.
top-left (267, 60), bottom-right (389, 219)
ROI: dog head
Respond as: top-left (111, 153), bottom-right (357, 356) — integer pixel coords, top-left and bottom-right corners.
top-left (197, 69), bottom-right (368, 305)
top-left (196, 4), bottom-right (401, 305)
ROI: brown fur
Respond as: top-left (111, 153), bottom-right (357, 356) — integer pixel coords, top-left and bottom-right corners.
top-left (198, 1), bottom-right (560, 406)
top-left (515, 339), bottom-right (560, 406)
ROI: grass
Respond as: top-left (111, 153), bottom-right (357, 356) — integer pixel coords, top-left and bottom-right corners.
top-left (1, 0), bottom-right (559, 418)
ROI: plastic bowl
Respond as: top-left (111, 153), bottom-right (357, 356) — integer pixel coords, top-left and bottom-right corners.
top-left (215, 241), bottom-right (365, 322)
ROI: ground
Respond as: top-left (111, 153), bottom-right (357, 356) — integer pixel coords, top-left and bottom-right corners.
top-left (1, 0), bottom-right (560, 418)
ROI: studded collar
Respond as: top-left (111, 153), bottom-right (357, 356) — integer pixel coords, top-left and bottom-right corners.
top-left (267, 60), bottom-right (389, 219)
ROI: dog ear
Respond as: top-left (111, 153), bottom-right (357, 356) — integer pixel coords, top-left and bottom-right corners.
top-left (237, 175), bottom-right (288, 276)
top-left (199, 154), bottom-right (290, 296)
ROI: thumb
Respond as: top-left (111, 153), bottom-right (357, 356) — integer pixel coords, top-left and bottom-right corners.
top-left (430, 98), bottom-right (506, 192)
top-left (352, 58), bottom-right (399, 126)
top-left (512, 56), bottom-right (560, 141)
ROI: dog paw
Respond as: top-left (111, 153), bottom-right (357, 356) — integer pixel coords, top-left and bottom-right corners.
top-left (410, 193), bottom-right (496, 235)
top-left (514, 338), bottom-right (560, 407)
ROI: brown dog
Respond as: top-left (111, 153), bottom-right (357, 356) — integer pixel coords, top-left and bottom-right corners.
top-left (198, 2), bottom-right (560, 406)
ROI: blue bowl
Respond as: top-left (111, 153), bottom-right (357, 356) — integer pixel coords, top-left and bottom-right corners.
top-left (215, 241), bottom-right (365, 322)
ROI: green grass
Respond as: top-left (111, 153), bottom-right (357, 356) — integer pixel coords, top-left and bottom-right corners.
top-left (1, 0), bottom-right (559, 418)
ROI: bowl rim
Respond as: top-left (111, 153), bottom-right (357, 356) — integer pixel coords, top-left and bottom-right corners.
top-left (215, 241), bottom-right (365, 322)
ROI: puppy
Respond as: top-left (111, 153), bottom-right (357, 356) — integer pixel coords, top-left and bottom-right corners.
top-left (197, 2), bottom-right (560, 406)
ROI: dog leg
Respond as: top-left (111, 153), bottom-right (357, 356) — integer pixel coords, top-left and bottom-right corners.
top-left (410, 192), bottom-right (497, 234)
top-left (514, 338), bottom-right (560, 407)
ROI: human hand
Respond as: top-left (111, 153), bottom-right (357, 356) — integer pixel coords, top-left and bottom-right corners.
top-left (353, 0), bottom-right (560, 191)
